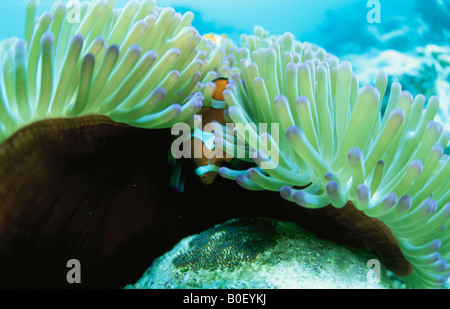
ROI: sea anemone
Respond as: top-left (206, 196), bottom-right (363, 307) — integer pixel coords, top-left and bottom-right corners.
top-left (217, 27), bottom-right (450, 288)
top-left (0, 0), bottom-right (230, 143)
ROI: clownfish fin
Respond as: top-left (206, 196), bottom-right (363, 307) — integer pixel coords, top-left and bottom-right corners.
top-left (169, 159), bottom-right (186, 194)
top-left (168, 151), bottom-right (186, 193)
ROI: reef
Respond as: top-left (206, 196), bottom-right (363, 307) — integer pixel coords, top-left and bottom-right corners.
top-left (172, 218), bottom-right (279, 271)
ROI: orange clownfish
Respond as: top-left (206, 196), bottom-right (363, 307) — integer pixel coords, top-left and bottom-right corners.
top-left (203, 33), bottom-right (229, 45)
top-left (191, 77), bottom-right (232, 185)
top-left (169, 77), bottom-right (232, 193)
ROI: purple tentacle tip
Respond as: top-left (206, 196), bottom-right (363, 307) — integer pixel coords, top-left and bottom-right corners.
top-left (280, 186), bottom-right (292, 200)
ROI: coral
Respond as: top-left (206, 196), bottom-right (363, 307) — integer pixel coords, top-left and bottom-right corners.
top-left (0, 0), bottom-right (230, 143)
top-left (173, 218), bottom-right (278, 271)
top-left (217, 27), bottom-right (450, 288)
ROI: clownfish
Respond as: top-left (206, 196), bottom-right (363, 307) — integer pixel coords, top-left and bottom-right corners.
top-left (191, 77), bottom-right (232, 185)
top-left (203, 33), bottom-right (229, 45)
top-left (169, 77), bottom-right (232, 192)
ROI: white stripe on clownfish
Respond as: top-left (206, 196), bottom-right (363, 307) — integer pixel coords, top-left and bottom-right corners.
top-left (169, 76), bottom-right (231, 192)
top-left (192, 125), bottom-right (216, 151)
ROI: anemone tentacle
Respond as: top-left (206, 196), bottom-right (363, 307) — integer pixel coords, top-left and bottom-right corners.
top-left (217, 27), bottom-right (450, 288)
top-left (0, 0), bottom-right (231, 143)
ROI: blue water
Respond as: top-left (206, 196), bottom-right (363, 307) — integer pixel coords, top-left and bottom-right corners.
top-left (1, 0), bottom-right (446, 57)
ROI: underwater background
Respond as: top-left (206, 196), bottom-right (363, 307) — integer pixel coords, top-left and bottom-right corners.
top-left (0, 0), bottom-right (448, 54)
top-left (0, 0), bottom-right (447, 52)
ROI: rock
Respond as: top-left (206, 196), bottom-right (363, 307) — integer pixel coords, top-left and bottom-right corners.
top-left (126, 218), bottom-right (402, 289)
